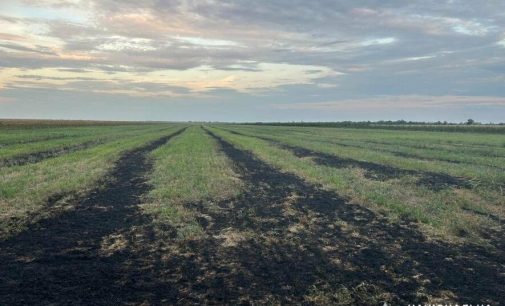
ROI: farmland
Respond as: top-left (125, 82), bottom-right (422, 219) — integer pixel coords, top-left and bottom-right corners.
top-left (0, 121), bottom-right (504, 305)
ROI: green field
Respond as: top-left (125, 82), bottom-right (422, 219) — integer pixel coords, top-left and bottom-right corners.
top-left (0, 121), bottom-right (503, 305)
top-left (213, 124), bottom-right (505, 244)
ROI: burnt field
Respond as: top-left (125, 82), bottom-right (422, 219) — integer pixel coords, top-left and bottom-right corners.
top-left (0, 121), bottom-right (504, 305)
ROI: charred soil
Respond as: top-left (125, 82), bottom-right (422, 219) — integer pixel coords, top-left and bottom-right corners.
top-left (0, 129), bottom-right (185, 305)
top-left (1, 127), bottom-right (503, 305)
top-left (168, 129), bottom-right (503, 304)
top-left (224, 129), bottom-right (473, 191)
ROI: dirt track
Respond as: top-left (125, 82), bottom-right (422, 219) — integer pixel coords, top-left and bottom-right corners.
top-left (0, 127), bottom-right (503, 305)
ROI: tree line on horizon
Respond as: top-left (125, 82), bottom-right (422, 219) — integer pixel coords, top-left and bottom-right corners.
top-left (238, 119), bottom-right (505, 134)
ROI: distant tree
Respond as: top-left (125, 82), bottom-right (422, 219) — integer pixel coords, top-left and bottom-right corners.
top-left (466, 118), bottom-right (475, 125)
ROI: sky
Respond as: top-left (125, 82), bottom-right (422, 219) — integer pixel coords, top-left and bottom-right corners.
top-left (0, 0), bottom-right (505, 122)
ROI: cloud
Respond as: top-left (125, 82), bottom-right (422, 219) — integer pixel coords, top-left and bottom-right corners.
top-left (1, 0), bottom-right (505, 121)
top-left (351, 8), bottom-right (495, 37)
top-left (0, 42), bottom-right (55, 54)
top-left (0, 32), bottom-right (26, 41)
top-left (1, 62), bottom-right (339, 96)
top-left (95, 37), bottom-right (156, 52)
top-left (0, 96), bottom-right (16, 104)
top-left (174, 36), bottom-right (241, 49)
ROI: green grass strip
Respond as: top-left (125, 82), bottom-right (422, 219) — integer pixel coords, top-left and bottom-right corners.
top-left (143, 126), bottom-right (242, 240)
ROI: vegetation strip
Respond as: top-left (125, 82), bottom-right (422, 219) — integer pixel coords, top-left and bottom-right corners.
top-left (309, 139), bottom-right (478, 167)
top-left (224, 129), bottom-right (472, 191)
top-left (0, 139), bottom-right (105, 167)
top-left (225, 125), bottom-right (505, 194)
top-left (0, 124), bottom-right (145, 146)
top-left (345, 138), bottom-right (505, 159)
top-left (0, 134), bottom-right (69, 147)
top-left (284, 136), bottom-right (505, 169)
top-left (0, 129), bottom-right (185, 304)
top-left (199, 128), bottom-right (504, 304)
top-left (230, 125), bottom-right (505, 165)
top-left (0, 125), bottom-right (173, 166)
top-left (210, 126), bottom-right (504, 246)
top-left (143, 126), bottom-right (242, 239)
top-left (0, 128), bottom-right (175, 167)
top-left (0, 126), bottom-right (184, 239)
